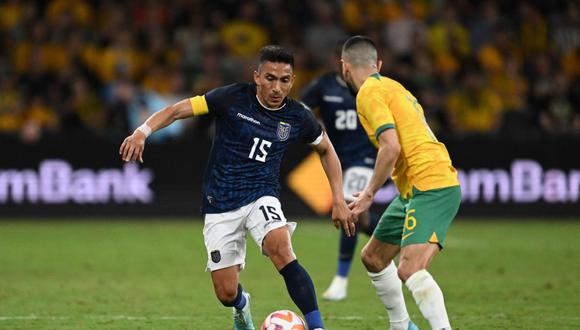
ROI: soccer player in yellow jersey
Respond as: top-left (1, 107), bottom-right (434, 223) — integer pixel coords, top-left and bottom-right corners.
top-left (342, 36), bottom-right (461, 330)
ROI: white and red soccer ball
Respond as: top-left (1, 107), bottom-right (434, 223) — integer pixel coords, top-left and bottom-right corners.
top-left (261, 310), bottom-right (305, 330)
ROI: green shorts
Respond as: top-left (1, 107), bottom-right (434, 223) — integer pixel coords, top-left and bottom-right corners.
top-left (373, 185), bottom-right (461, 248)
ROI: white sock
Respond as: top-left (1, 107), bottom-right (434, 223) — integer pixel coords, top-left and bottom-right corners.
top-left (405, 269), bottom-right (451, 330)
top-left (368, 261), bottom-right (410, 330)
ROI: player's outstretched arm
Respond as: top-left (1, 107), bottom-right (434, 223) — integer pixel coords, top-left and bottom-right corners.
top-left (349, 129), bottom-right (400, 217)
top-left (312, 134), bottom-right (356, 237)
top-left (119, 99), bottom-right (193, 163)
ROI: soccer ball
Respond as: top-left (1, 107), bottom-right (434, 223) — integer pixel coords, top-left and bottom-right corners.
top-left (261, 310), bottom-right (306, 330)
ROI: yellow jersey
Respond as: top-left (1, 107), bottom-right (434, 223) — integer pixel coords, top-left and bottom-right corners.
top-left (357, 73), bottom-right (459, 198)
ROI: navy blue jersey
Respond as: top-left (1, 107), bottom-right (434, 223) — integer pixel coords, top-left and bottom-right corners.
top-left (301, 72), bottom-right (376, 169)
top-left (198, 83), bottom-right (323, 214)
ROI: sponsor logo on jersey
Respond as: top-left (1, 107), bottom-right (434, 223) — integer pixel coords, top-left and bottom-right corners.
top-left (236, 113), bottom-right (261, 125)
top-left (277, 122), bottom-right (291, 141)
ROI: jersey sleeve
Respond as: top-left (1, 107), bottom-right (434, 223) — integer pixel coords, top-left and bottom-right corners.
top-left (357, 88), bottom-right (396, 139)
top-left (189, 83), bottom-right (240, 117)
top-left (300, 77), bottom-right (322, 111)
top-left (301, 106), bottom-right (324, 145)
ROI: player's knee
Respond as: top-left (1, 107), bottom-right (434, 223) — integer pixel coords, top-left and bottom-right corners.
top-left (397, 262), bottom-right (421, 282)
top-left (215, 284), bottom-right (238, 306)
top-left (268, 245), bottom-right (295, 269)
top-left (360, 246), bottom-right (384, 273)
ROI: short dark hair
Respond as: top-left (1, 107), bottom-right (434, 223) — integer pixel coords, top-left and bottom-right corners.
top-left (342, 36), bottom-right (378, 68)
top-left (258, 45), bottom-right (294, 68)
top-left (342, 35), bottom-right (377, 54)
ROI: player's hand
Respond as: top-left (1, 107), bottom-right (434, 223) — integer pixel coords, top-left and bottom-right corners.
top-left (119, 131), bottom-right (146, 163)
top-left (348, 190), bottom-right (374, 220)
top-left (332, 200), bottom-right (356, 237)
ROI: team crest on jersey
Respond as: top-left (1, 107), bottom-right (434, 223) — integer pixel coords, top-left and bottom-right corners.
top-left (277, 122), bottom-right (291, 141)
top-left (211, 250), bottom-right (221, 263)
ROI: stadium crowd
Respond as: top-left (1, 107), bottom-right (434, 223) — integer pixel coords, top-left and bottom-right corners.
top-left (0, 0), bottom-right (579, 143)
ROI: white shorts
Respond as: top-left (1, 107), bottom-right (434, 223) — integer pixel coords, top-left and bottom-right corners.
top-left (343, 166), bottom-right (374, 202)
top-left (203, 195), bottom-right (297, 272)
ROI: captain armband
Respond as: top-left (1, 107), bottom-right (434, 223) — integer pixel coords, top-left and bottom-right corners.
top-left (189, 95), bottom-right (210, 116)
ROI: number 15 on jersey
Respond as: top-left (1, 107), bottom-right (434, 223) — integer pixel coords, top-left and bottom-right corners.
top-left (249, 137), bottom-right (272, 162)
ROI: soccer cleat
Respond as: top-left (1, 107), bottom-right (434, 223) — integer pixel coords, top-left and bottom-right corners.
top-left (407, 320), bottom-right (419, 330)
top-left (322, 275), bottom-right (348, 301)
top-left (233, 292), bottom-right (255, 330)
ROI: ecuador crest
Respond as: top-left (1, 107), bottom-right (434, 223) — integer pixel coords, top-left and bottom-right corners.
top-left (277, 122), bottom-right (291, 141)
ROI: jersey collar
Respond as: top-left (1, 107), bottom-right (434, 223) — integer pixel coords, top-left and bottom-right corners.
top-left (255, 94), bottom-right (287, 111)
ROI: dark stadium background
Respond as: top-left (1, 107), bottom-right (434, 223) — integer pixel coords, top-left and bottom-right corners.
top-left (0, 0), bottom-right (578, 217)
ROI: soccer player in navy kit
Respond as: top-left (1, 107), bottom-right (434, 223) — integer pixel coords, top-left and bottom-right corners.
top-left (301, 70), bottom-right (380, 301)
top-left (119, 46), bottom-right (353, 330)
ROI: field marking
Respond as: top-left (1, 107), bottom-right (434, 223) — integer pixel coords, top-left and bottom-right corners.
top-left (0, 316), bottom-right (70, 321)
top-left (0, 315), bottom-right (388, 321)
top-left (3, 314), bottom-right (579, 323)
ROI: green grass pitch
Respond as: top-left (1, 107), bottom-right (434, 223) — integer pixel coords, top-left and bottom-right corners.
top-left (1, 219), bottom-right (579, 329)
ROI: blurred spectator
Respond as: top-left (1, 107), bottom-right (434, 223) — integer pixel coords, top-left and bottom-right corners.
top-left (519, 2), bottom-right (548, 56)
top-left (551, 2), bottom-right (580, 54)
top-left (487, 55), bottom-right (528, 113)
top-left (468, 2), bottom-right (501, 51)
top-left (21, 96), bottom-right (58, 143)
top-left (538, 71), bottom-right (579, 134)
top-left (219, 1), bottom-right (269, 58)
top-left (446, 63), bottom-right (503, 135)
top-left (0, 77), bottom-right (24, 135)
top-left (383, 1), bottom-right (426, 57)
top-left (427, 4), bottom-right (471, 78)
top-left (0, 0), bottom-right (24, 34)
top-left (304, 1), bottom-right (346, 66)
top-left (71, 78), bottom-right (105, 135)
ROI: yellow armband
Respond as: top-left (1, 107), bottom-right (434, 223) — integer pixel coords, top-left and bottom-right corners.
top-left (189, 95), bottom-right (209, 116)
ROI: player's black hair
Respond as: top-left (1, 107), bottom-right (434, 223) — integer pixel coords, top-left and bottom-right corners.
top-left (342, 35), bottom-right (377, 54)
top-left (258, 45), bottom-right (294, 68)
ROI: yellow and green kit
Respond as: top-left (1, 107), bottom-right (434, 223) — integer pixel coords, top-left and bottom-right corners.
top-left (357, 73), bottom-right (461, 248)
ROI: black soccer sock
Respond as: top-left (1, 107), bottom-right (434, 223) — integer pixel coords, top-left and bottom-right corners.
top-left (337, 229), bottom-right (358, 277)
top-left (279, 260), bottom-right (323, 328)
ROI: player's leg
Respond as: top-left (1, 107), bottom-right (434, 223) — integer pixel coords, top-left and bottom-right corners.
top-left (398, 186), bottom-right (461, 330)
top-left (204, 210), bottom-right (254, 330)
top-left (323, 166), bottom-right (376, 301)
top-left (264, 227), bottom-right (324, 330)
top-left (210, 266), bottom-right (247, 308)
top-left (247, 196), bottom-right (324, 330)
top-left (323, 208), bottom-right (378, 301)
top-left (360, 210), bottom-right (380, 236)
top-left (322, 222), bottom-right (358, 301)
top-left (362, 196), bottom-right (416, 330)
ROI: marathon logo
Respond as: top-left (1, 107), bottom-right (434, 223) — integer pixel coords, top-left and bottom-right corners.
top-left (0, 160), bottom-right (153, 204)
top-left (237, 113), bottom-right (261, 126)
